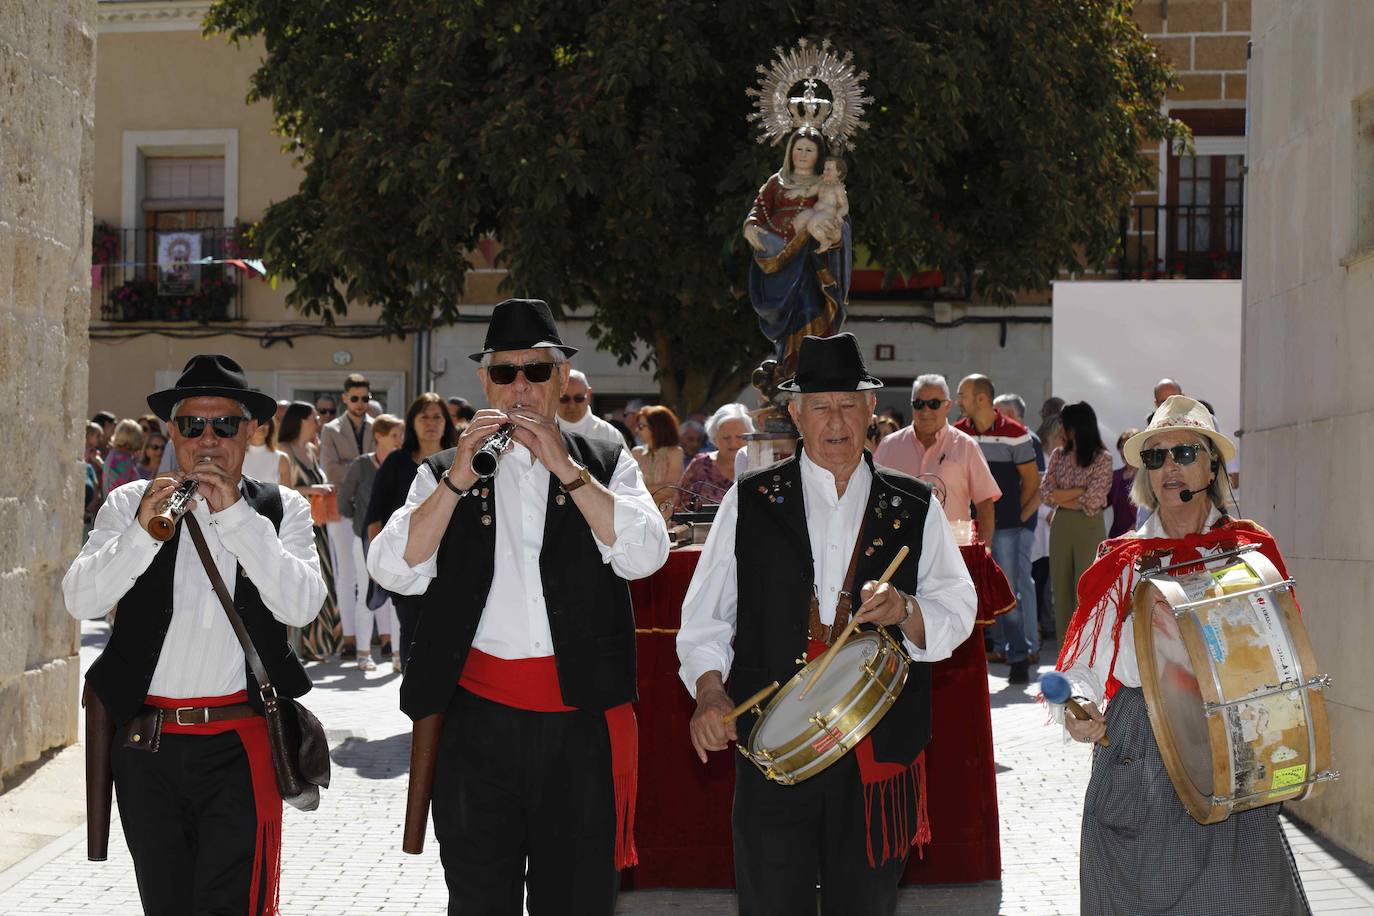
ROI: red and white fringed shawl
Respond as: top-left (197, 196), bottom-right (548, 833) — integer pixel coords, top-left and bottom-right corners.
top-left (1052, 518), bottom-right (1291, 708)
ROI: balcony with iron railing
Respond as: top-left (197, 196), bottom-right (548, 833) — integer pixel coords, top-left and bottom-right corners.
top-left (91, 225), bottom-right (247, 322)
top-left (1117, 203), bottom-right (1243, 280)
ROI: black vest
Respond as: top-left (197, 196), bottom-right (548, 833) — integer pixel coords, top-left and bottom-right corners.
top-left (399, 435), bottom-right (637, 719)
top-left (728, 451), bottom-right (934, 765)
top-left (85, 479), bottom-right (312, 727)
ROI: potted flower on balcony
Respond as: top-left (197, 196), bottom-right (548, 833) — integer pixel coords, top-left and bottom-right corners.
top-left (91, 222), bottom-right (120, 268)
top-left (110, 278), bottom-right (156, 321)
top-left (1170, 259), bottom-right (1188, 280)
top-left (1209, 250), bottom-right (1236, 279)
top-left (190, 277), bottom-right (237, 323)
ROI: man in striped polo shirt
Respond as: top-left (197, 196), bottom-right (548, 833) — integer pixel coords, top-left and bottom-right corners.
top-left (954, 374), bottom-right (1041, 684)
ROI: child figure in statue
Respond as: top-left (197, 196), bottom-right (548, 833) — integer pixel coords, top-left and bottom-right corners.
top-left (791, 157), bottom-right (849, 253)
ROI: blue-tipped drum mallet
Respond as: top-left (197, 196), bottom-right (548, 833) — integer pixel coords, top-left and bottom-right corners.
top-left (1040, 671), bottom-right (1109, 747)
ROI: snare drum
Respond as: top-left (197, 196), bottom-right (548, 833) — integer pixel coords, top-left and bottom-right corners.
top-left (1133, 546), bottom-right (1336, 824)
top-left (741, 629), bottom-right (908, 785)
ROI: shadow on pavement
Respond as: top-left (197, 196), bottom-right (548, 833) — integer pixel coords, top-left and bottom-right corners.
top-left (330, 733), bottom-right (411, 780)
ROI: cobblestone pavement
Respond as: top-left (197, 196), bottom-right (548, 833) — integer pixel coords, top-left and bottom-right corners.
top-left (1, 622), bottom-right (1371, 914)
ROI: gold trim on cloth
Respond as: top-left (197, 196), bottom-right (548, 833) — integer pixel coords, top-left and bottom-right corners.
top-left (754, 231), bottom-right (812, 275)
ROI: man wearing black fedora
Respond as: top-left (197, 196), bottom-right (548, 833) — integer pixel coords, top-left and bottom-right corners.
top-left (368, 298), bottom-right (669, 914)
top-left (63, 354), bottom-right (327, 915)
top-left (677, 333), bottom-right (977, 914)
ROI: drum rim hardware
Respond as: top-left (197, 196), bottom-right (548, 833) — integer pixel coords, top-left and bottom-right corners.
top-left (1134, 549), bottom-right (1334, 824)
top-left (740, 628), bottom-right (908, 785)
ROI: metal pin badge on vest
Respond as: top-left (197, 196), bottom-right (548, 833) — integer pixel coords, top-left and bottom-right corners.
top-left (891, 495), bottom-right (902, 507)
top-left (481, 515), bottom-right (493, 526)
top-left (555, 494), bottom-right (567, 506)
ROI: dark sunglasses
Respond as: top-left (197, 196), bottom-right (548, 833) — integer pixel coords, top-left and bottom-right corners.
top-left (1139, 443), bottom-right (1206, 470)
top-left (487, 361), bottom-right (556, 385)
top-left (912, 398), bottom-right (946, 411)
top-left (173, 415), bottom-right (246, 439)
top-left (317, 407), bottom-right (337, 416)
top-left (560, 393), bottom-right (588, 404)
top-left (346, 394), bottom-right (370, 403)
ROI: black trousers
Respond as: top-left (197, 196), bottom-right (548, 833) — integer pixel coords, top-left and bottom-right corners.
top-left (431, 687), bottom-right (619, 916)
top-left (112, 728), bottom-right (265, 916)
top-left (393, 594), bottom-right (421, 670)
top-left (1032, 555), bottom-right (1054, 638)
top-left (733, 751), bottom-right (909, 916)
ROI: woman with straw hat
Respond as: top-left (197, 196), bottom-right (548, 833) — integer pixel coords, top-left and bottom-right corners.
top-left (1052, 396), bottom-right (1309, 914)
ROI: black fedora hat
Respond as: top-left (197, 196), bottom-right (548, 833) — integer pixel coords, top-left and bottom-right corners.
top-left (469, 298), bottom-right (578, 362)
top-left (147, 354), bottom-right (278, 422)
top-left (776, 333), bottom-right (884, 393)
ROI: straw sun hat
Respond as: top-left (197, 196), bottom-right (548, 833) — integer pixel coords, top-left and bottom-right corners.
top-left (1121, 395), bottom-right (1236, 469)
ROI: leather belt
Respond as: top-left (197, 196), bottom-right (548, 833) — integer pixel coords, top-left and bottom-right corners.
top-left (152, 703), bottom-right (260, 726)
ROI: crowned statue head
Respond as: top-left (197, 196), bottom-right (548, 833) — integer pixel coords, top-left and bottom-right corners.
top-left (779, 127), bottom-right (831, 192)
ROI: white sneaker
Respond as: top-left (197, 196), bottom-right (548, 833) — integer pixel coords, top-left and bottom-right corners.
top-left (357, 654), bottom-right (377, 671)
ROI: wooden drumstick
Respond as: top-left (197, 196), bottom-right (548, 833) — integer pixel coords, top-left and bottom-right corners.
top-left (800, 546), bottom-right (910, 700)
top-left (722, 681), bottom-right (780, 724)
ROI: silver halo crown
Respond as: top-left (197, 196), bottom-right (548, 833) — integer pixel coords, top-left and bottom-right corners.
top-left (746, 38), bottom-right (873, 152)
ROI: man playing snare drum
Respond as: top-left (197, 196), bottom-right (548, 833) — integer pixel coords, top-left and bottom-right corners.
top-left (1053, 396), bottom-right (1311, 914)
top-left (676, 334), bottom-right (977, 915)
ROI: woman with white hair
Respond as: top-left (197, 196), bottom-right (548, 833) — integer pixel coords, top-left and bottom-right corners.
top-left (102, 418), bottom-right (148, 498)
top-left (1054, 396), bottom-right (1310, 914)
top-left (674, 403), bottom-right (754, 511)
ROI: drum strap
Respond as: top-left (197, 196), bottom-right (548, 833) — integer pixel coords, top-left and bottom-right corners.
top-left (807, 534), bottom-right (865, 645)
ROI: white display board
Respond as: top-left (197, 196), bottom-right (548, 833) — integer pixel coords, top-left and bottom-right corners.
top-left (1050, 280), bottom-right (1242, 464)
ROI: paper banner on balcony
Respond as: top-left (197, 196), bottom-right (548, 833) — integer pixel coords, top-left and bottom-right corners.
top-left (156, 232), bottom-right (201, 296)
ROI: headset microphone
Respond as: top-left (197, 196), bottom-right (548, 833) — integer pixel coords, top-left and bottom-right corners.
top-left (1178, 486), bottom-right (1209, 503)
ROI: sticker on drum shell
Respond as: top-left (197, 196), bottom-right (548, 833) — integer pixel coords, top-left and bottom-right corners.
top-left (1269, 762), bottom-right (1308, 798)
top-left (811, 725), bottom-right (845, 755)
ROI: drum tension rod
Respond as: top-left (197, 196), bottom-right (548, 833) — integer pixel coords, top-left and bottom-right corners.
top-left (1211, 769), bottom-right (1341, 805)
top-left (1143, 543), bottom-right (1260, 577)
top-left (1202, 674), bottom-right (1333, 714)
top-left (1170, 579), bottom-right (1296, 614)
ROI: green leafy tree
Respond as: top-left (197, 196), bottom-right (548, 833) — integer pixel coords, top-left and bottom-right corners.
top-left (206, 0), bottom-right (1180, 413)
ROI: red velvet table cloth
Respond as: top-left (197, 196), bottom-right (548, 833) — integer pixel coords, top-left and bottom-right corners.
top-left (624, 544), bottom-right (1005, 888)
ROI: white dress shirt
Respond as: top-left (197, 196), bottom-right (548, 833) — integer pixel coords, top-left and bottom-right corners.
top-left (367, 443), bottom-right (669, 660)
top-left (676, 451), bottom-right (979, 696)
top-left (556, 410), bottom-right (630, 452)
top-left (1059, 506), bottom-right (1225, 714)
top-left (63, 479), bottom-right (326, 698)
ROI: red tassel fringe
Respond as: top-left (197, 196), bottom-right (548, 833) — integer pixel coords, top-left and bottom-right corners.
top-left (860, 750), bottom-right (929, 868)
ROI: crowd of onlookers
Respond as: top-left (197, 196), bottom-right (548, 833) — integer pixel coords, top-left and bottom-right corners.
top-left (83, 364), bottom-right (1222, 685)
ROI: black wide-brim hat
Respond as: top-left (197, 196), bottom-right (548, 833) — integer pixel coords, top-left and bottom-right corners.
top-left (777, 333), bottom-right (884, 393)
top-left (147, 354), bottom-right (278, 422)
top-left (468, 298), bottom-right (578, 362)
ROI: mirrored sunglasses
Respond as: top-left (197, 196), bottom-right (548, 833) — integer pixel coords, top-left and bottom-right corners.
top-left (1139, 443), bottom-right (1206, 470)
top-left (173, 415), bottom-right (246, 439)
top-left (487, 362), bottom-right (556, 385)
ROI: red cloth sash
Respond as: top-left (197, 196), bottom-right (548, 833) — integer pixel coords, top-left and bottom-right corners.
top-left (458, 648), bottom-right (639, 869)
top-left (1053, 518), bottom-right (1291, 706)
top-left (146, 691), bottom-right (282, 916)
top-left (805, 639), bottom-right (930, 868)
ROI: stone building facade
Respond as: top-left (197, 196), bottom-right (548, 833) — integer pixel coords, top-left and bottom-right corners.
top-left (0, 1), bottom-right (95, 784)
top-left (1244, 0), bottom-right (1374, 861)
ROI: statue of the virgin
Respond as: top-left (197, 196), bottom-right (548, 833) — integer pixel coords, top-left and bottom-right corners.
top-left (743, 40), bottom-right (871, 392)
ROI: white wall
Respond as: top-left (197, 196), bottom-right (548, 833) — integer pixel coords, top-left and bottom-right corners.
top-left (1051, 280), bottom-right (1242, 459)
top-left (1244, 0), bottom-right (1374, 862)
